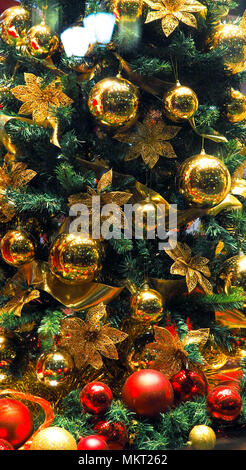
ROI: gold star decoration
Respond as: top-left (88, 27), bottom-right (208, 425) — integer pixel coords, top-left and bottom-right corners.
top-left (11, 73), bottom-right (73, 125)
top-left (144, 0), bottom-right (207, 37)
top-left (0, 153), bottom-right (37, 222)
top-left (114, 117), bottom-right (181, 169)
top-left (59, 303), bottom-right (128, 370)
top-left (144, 325), bottom-right (209, 378)
top-left (68, 169), bottom-right (133, 228)
top-left (164, 240), bottom-right (213, 294)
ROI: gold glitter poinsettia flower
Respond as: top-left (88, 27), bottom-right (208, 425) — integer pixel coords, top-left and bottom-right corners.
top-left (11, 73), bottom-right (73, 124)
top-left (114, 117), bottom-right (181, 169)
top-left (164, 240), bottom-right (213, 294)
top-left (59, 303), bottom-right (128, 370)
top-left (144, 0), bottom-right (207, 37)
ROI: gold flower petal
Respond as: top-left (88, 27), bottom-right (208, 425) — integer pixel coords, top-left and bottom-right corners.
top-left (179, 11), bottom-right (197, 28)
top-left (162, 14), bottom-right (179, 36)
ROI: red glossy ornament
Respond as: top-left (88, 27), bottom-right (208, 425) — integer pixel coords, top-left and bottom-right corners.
top-left (80, 382), bottom-right (113, 415)
top-left (122, 369), bottom-right (173, 417)
top-left (0, 439), bottom-right (14, 450)
top-left (170, 368), bottom-right (209, 403)
top-left (0, 398), bottom-right (33, 448)
top-left (0, 0), bottom-right (20, 14)
top-left (93, 420), bottom-right (128, 450)
top-left (77, 435), bottom-right (109, 450)
top-left (206, 385), bottom-right (242, 422)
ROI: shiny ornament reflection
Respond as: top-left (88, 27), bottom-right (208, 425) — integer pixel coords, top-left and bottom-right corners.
top-left (177, 150), bottom-right (231, 208)
top-left (217, 254), bottom-right (246, 301)
top-left (208, 23), bottom-right (246, 75)
top-left (0, 6), bottom-right (30, 47)
top-left (188, 425), bottom-right (216, 450)
top-left (26, 22), bottom-right (59, 59)
top-left (0, 332), bottom-right (17, 383)
top-left (36, 349), bottom-right (74, 387)
top-left (131, 284), bottom-right (164, 323)
top-left (224, 89), bottom-right (246, 123)
top-left (206, 385), bottom-right (242, 421)
top-left (0, 229), bottom-right (35, 267)
top-left (88, 76), bottom-right (139, 129)
top-left (163, 82), bottom-right (198, 122)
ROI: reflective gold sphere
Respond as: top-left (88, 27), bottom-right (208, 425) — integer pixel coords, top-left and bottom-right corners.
top-left (208, 23), bottom-right (246, 74)
top-left (217, 254), bottom-right (246, 300)
top-left (131, 284), bottom-right (164, 323)
top-left (36, 349), bottom-right (74, 387)
top-left (201, 335), bottom-right (228, 371)
top-left (163, 82), bottom-right (198, 122)
top-left (133, 198), bottom-right (162, 233)
top-left (88, 76), bottom-right (139, 129)
top-left (0, 6), bottom-right (30, 47)
top-left (26, 22), bottom-right (59, 59)
top-left (188, 425), bottom-right (216, 450)
top-left (30, 426), bottom-right (77, 450)
top-left (0, 230), bottom-right (35, 267)
top-left (224, 88), bottom-right (246, 123)
top-left (0, 332), bottom-right (18, 383)
top-left (177, 151), bottom-right (231, 208)
top-left (49, 233), bottom-right (102, 284)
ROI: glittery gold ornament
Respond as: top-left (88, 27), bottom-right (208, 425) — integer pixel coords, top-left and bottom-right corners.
top-left (133, 197), bottom-right (160, 232)
top-left (0, 6), bottom-right (30, 47)
top-left (217, 254), bottom-right (246, 300)
top-left (131, 283), bottom-right (164, 323)
top-left (0, 230), bottom-right (35, 267)
top-left (36, 349), bottom-right (74, 388)
top-left (177, 149), bottom-right (231, 208)
top-left (201, 335), bottom-right (228, 371)
top-left (0, 332), bottom-right (18, 383)
top-left (88, 76), bottom-right (139, 129)
top-left (224, 88), bottom-right (246, 123)
top-left (49, 233), bottom-right (102, 284)
top-left (187, 425), bottom-right (216, 450)
top-left (30, 426), bottom-right (77, 450)
top-left (114, 0), bottom-right (143, 21)
top-left (25, 22), bottom-right (59, 59)
top-left (208, 23), bottom-right (246, 75)
top-left (163, 82), bottom-right (199, 122)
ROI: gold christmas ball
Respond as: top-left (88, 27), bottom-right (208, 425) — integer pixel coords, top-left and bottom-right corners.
top-left (0, 229), bottom-right (35, 267)
top-left (88, 76), bottom-right (139, 129)
top-left (188, 425), bottom-right (216, 450)
top-left (201, 335), bottom-right (228, 371)
top-left (0, 332), bottom-right (18, 383)
top-left (36, 349), bottom-right (74, 387)
top-left (177, 150), bottom-right (231, 208)
top-left (208, 23), bottom-right (246, 75)
top-left (217, 254), bottom-right (246, 301)
top-left (114, 0), bottom-right (143, 21)
top-left (133, 197), bottom-right (162, 233)
top-left (0, 6), bottom-right (30, 47)
top-left (49, 233), bottom-right (102, 284)
top-left (131, 284), bottom-right (164, 323)
top-left (30, 426), bottom-right (77, 450)
top-left (163, 82), bottom-right (198, 122)
top-left (224, 88), bottom-right (246, 123)
top-left (26, 22), bottom-right (59, 59)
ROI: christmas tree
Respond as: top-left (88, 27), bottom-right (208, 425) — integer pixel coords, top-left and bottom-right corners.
top-left (0, 0), bottom-right (246, 452)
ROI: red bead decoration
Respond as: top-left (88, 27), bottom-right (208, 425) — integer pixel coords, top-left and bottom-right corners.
top-left (0, 439), bottom-right (14, 450)
top-left (122, 369), bottom-right (173, 417)
top-left (170, 368), bottom-right (209, 403)
top-left (93, 421), bottom-right (128, 450)
top-left (0, 398), bottom-right (34, 448)
top-left (77, 435), bottom-right (109, 450)
top-left (206, 385), bottom-right (242, 422)
top-left (80, 382), bottom-right (113, 415)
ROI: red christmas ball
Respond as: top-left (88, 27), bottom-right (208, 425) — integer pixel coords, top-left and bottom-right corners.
top-left (206, 385), bottom-right (242, 422)
top-left (93, 420), bottom-right (128, 450)
top-left (80, 382), bottom-right (113, 415)
top-left (0, 439), bottom-right (14, 450)
top-left (77, 435), bottom-right (109, 450)
top-left (122, 369), bottom-right (173, 417)
top-left (0, 0), bottom-right (20, 14)
top-left (0, 398), bottom-right (33, 448)
top-left (170, 368), bottom-right (209, 403)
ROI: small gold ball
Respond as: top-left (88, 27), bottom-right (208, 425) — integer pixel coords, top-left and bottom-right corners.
top-left (201, 335), bottom-right (228, 371)
top-left (188, 425), bottom-right (216, 450)
top-left (30, 426), bottom-right (77, 450)
top-left (177, 151), bottom-right (231, 208)
top-left (49, 233), bottom-right (102, 284)
top-left (26, 22), bottom-right (59, 59)
top-left (133, 198), bottom-right (162, 232)
top-left (0, 332), bottom-right (18, 383)
top-left (217, 254), bottom-right (246, 301)
top-left (163, 83), bottom-right (198, 122)
top-left (208, 24), bottom-right (246, 74)
top-left (131, 284), bottom-right (164, 323)
top-left (88, 77), bottom-right (139, 129)
top-left (36, 350), bottom-right (74, 387)
top-left (0, 230), bottom-right (35, 267)
top-left (224, 89), bottom-right (246, 123)
top-left (0, 6), bottom-right (30, 47)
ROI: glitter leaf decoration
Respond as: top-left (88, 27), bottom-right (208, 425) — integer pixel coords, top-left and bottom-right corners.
top-left (114, 117), bottom-right (181, 169)
top-left (144, 0), bottom-right (207, 37)
top-left (59, 303), bottom-right (128, 369)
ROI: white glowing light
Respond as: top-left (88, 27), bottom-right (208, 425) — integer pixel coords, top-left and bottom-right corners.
top-left (83, 13), bottom-right (116, 45)
top-left (60, 26), bottom-right (91, 57)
